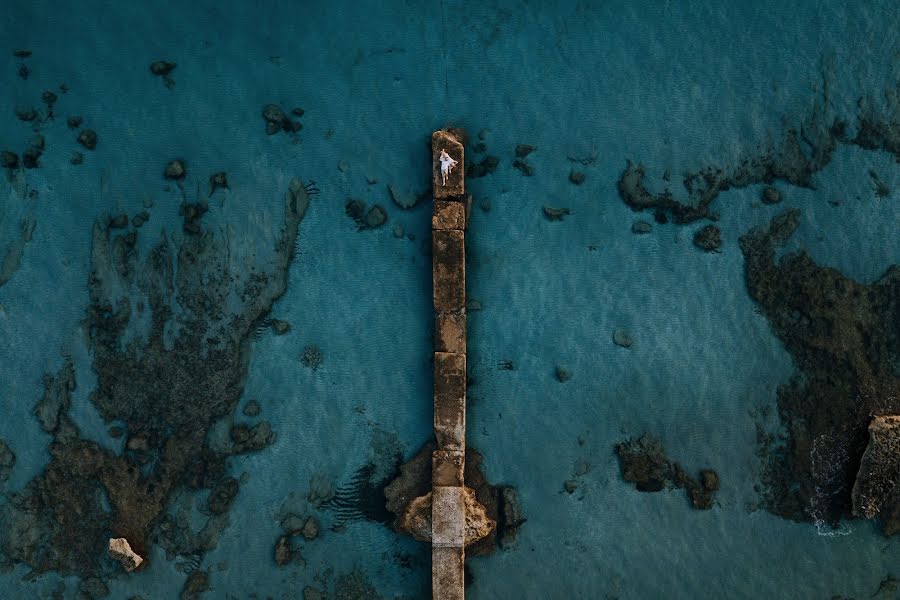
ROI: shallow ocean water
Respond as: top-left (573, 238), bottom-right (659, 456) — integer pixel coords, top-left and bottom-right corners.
top-left (0, 1), bottom-right (898, 598)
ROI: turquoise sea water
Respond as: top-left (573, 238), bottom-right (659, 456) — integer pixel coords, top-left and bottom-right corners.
top-left (1, 1), bottom-right (898, 598)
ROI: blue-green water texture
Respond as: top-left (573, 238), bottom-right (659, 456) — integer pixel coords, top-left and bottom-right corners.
top-left (1, 1), bottom-right (899, 598)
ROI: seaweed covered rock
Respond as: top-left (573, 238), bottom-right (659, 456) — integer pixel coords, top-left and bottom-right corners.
top-left (693, 224), bottom-right (722, 252)
top-left (164, 159), bottom-right (186, 180)
top-left (615, 433), bottom-right (719, 509)
top-left (78, 129), bottom-right (98, 151)
top-left (1, 151), bottom-right (18, 169)
top-left (741, 209), bottom-right (899, 527)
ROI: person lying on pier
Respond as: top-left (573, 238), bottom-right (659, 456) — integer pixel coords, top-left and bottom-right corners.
top-left (439, 148), bottom-right (458, 186)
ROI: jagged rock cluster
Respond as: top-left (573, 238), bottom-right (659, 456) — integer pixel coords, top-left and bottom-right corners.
top-left (615, 433), bottom-right (720, 510)
top-left (0, 179), bottom-right (312, 581)
top-left (383, 442), bottom-right (525, 554)
top-left (741, 209), bottom-right (899, 527)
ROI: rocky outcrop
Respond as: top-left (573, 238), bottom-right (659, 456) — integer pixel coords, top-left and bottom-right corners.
top-left (384, 442), bottom-right (524, 555)
top-left (396, 487), bottom-right (494, 546)
top-left (852, 417), bottom-right (900, 523)
top-left (107, 537), bottom-right (143, 572)
top-left (616, 433), bottom-right (720, 509)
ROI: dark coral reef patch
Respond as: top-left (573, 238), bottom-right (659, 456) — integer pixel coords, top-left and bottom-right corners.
top-left (0, 179), bottom-right (311, 579)
top-left (741, 209), bottom-right (899, 528)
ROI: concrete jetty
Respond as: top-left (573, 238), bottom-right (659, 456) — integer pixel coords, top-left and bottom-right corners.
top-left (430, 129), bottom-right (469, 600)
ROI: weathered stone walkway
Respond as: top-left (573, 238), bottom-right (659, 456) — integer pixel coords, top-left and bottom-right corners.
top-left (431, 129), bottom-right (468, 600)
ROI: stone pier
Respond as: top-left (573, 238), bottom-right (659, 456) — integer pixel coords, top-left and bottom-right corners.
top-left (431, 129), bottom-right (468, 600)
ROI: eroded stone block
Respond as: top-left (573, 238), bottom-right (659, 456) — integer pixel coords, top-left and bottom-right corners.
top-left (434, 352), bottom-right (466, 450)
top-left (432, 200), bottom-right (466, 230)
top-left (433, 230), bottom-right (465, 313)
top-left (432, 486), bottom-right (466, 547)
top-left (432, 130), bottom-right (464, 198)
top-left (433, 450), bottom-right (465, 487)
top-left (432, 546), bottom-right (465, 600)
top-left (435, 312), bottom-right (466, 354)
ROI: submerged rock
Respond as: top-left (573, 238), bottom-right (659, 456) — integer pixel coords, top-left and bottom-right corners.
top-left (613, 329), bottom-right (633, 348)
top-left (208, 172), bottom-right (228, 196)
top-left (569, 170), bottom-right (586, 185)
top-left (262, 103), bottom-right (300, 135)
top-left (543, 206), bottom-right (570, 222)
top-left (164, 159), bottom-right (186, 179)
top-left (762, 186), bottom-right (783, 204)
top-left (149, 60), bottom-right (176, 76)
top-left (300, 344), bottom-right (323, 370)
top-left (300, 516), bottom-right (320, 540)
top-left (15, 105), bottom-right (36, 122)
top-left (67, 115), bottom-right (83, 129)
top-left (242, 399), bottom-right (261, 417)
top-left (364, 205), bottom-right (387, 229)
top-left (108, 537), bottom-right (143, 572)
top-left (181, 571), bottom-right (210, 600)
top-left (108, 214), bottom-right (128, 229)
top-left (274, 536), bottom-right (292, 566)
top-left (693, 224), bottom-right (722, 252)
top-left (131, 211), bottom-right (150, 228)
top-left (1, 151), bottom-right (18, 169)
top-left (78, 129), bottom-right (98, 151)
top-left (631, 221), bottom-right (652, 234)
top-left (270, 319), bottom-right (290, 335)
top-left (555, 366), bottom-right (571, 383)
top-left (466, 155), bottom-right (499, 178)
top-left (616, 433), bottom-right (719, 509)
top-left (207, 477), bottom-right (239, 514)
top-left (230, 421), bottom-right (275, 454)
top-left (512, 159), bottom-right (534, 176)
top-left (388, 183), bottom-right (420, 209)
top-left (515, 144), bottom-right (536, 158)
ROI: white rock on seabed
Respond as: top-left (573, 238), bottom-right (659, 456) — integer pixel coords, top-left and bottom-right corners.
top-left (108, 537), bottom-right (143, 572)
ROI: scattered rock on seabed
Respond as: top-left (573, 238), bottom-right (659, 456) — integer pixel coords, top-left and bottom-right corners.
top-left (274, 536), bottom-right (292, 566)
top-left (693, 224), bottom-right (722, 252)
top-left (613, 329), bottom-right (632, 348)
top-left (631, 220), bottom-right (652, 234)
top-left (543, 206), bottom-right (570, 221)
top-left (164, 159), bottom-right (186, 180)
